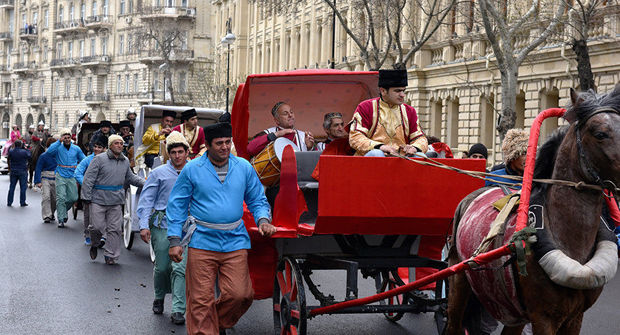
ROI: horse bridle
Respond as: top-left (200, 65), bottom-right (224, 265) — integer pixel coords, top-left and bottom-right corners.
top-left (574, 107), bottom-right (620, 193)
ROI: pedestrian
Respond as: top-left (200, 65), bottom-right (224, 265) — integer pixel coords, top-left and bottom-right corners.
top-left (46, 128), bottom-right (86, 228)
top-left (34, 138), bottom-right (58, 223)
top-left (3, 125), bottom-right (21, 156)
top-left (81, 135), bottom-right (144, 265)
top-left (137, 131), bottom-right (189, 325)
top-left (74, 138), bottom-right (108, 246)
top-left (7, 140), bottom-right (31, 207)
top-left (88, 120), bottom-right (116, 153)
top-left (166, 122), bottom-right (276, 335)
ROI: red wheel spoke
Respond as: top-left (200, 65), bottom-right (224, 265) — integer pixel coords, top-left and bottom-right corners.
top-left (290, 276), bottom-right (298, 301)
top-left (289, 325), bottom-right (298, 335)
top-left (274, 303), bottom-right (281, 312)
top-left (291, 309), bottom-right (300, 319)
top-left (280, 327), bottom-right (287, 335)
top-left (277, 272), bottom-right (288, 294)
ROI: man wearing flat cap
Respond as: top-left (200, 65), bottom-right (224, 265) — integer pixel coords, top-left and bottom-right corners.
top-left (46, 128), bottom-right (86, 227)
top-left (172, 108), bottom-right (206, 160)
top-left (349, 69), bottom-right (428, 156)
top-left (166, 122), bottom-right (276, 335)
top-left (89, 120), bottom-right (116, 153)
top-left (142, 110), bottom-right (176, 169)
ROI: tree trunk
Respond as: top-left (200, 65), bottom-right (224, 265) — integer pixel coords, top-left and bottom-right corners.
top-left (571, 38), bottom-right (596, 92)
top-left (497, 67), bottom-right (518, 141)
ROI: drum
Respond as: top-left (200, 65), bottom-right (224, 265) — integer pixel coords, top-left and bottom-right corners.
top-left (251, 137), bottom-right (299, 186)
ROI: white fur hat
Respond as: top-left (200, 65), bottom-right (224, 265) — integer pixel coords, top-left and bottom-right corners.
top-left (59, 128), bottom-right (71, 136)
top-left (108, 134), bottom-right (124, 147)
top-left (166, 131), bottom-right (189, 152)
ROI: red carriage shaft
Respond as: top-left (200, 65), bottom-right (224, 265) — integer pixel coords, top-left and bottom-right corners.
top-left (309, 244), bottom-right (514, 317)
top-left (515, 108), bottom-right (566, 232)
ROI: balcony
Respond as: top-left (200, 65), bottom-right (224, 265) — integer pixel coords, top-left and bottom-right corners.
top-left (84, 15), bottom-right (113, 31)
top-left (27, 96), bottom-right (47, 107)
top-left (138, 48), bottom-right (194, 64)
top-left (13, 61), bottom-right (37, 75)
top-left (0, 96), bottom-right (12, 106)
top-left (0, 65), bottom-right (9, 74)
top-left (50, 57), bottom-right (81, 70)
top-left (0, 32), bottom-right (12, 41)
top-left (139, 6), bottom-right (196, 21)
top-left (84, 92), bottom-right (110, 106)
top-left (80, 54), bottom-right (111, 73)
top-left (19, 26), bottom-right (38, 40)
top-left (54, 19), bottom-right (88, 35)
top-left (0, 0), bottom-right (13, 9)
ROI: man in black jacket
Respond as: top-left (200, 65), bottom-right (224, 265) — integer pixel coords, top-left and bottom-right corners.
top-left (7, 140), bottom-right (31, 207)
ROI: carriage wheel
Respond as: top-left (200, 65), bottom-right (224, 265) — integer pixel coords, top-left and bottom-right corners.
top-left (379, 270), bottom-right (408, 322)
top-left (273, 257), bottom-right (307, 335)
top-left (123, 190), bottom-right (134, 250)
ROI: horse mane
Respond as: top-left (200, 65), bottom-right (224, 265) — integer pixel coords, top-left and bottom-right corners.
top-left (566, 85), bottom-right (620, 124)
top-left (530, 126), bottom-right (569, 199)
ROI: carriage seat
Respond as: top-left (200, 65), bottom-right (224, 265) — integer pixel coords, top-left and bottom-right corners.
top-left (295, 151), bottom-right (321, 189)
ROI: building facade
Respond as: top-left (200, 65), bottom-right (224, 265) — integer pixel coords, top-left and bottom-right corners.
top-left (212, 0), bottom-right (620, 163)
top-left (0, 0), bottom-right (213, 138)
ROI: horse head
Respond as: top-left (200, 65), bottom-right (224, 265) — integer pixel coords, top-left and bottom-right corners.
top-left (565, 84), bottom-right (620, 189)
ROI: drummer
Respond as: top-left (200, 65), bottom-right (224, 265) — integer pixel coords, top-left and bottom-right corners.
top-left (247, 101), bottom-right (316, 157)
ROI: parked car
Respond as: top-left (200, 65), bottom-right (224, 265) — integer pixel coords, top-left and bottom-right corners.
top-left (0, 138), bottom-right (8, 174)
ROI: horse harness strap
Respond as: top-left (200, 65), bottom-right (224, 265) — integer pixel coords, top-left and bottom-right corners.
top-left (473, 193), bottom-right (520, 257)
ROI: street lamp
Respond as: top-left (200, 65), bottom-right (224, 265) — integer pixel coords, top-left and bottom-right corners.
top-left (221, 18), bottom-right (236, 113)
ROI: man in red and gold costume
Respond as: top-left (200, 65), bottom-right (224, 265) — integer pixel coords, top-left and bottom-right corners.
top-left (349, 69), bottom-right (428, 157)
top-left (247, 102), bottom-right (315, 157)
top-left (172, 108), bottom-right (206, 160)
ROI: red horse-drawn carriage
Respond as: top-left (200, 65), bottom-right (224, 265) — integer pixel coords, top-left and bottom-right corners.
top-left (231, 70), bottom-right (487, 334)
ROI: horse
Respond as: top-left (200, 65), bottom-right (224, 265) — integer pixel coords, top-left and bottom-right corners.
top-left (445, 85), bottom-right (620, 335)
top-left (28, 140), bottom-right (46, 188)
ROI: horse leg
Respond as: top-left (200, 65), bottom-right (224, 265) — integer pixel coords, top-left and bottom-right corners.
top-left (445, 244), bottom-right (473, 335)
top-left (557, 313), bottom-right (583, 335)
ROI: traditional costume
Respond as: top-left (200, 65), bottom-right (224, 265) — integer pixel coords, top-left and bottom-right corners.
top-left (172, 108), bottom-right (206, 159)
top-left (137, 131), bottom-right (190, 323)
top-left (3, 127), bottom-right (21, 156)
top-left (142, 110), bottom-right (176, 168)
top-left (81, 135), bottom-right (144, 264)
top-left (88, 120), bottom-right (116, 153)
top-left (349, 69), bottom-right (428, 156)
top-left (485, 129), bottom-right (528, 189)
top-left (34, 151), bottom-right (57, 223)
top-left (46, 128), bottom-right (86, 226)
top-left (167, 122), bottom-right (271, 334)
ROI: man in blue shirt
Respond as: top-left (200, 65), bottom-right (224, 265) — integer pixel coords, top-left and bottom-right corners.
top-left (46, 128), bottom-right (86, 227)
top-left (7, 140), bottom-right (31, 207)
top-left (34, 140), bottom-right (58, 223)
top-left (485, 129), bottom-right (528, 190)
top-left (74, 138), bottom-right (107, 245)
top-left (166, 122), bottom-right (276, 335)
top-left (137, 131), bottom-right (189, 325)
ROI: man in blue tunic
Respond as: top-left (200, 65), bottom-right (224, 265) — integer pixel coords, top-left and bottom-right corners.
top-left (137, 131), bottom-right (190, 325)
top-left (46, 128), bottom-right (86, 227)
top-left (166, 122), bottom-right (276, 335)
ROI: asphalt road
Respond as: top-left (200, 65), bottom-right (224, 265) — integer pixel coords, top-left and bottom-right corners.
top-left (0, 175), bottom-right (618, 334)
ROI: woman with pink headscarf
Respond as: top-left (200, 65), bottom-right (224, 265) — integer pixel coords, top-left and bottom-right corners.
top-left (3, 125), bottom-right (21, 156)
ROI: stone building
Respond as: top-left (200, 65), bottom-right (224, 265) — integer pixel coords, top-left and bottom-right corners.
top-left (212, 0), bottom-right (620, 163)
top-left (0, 0), bottom-right (212, 138)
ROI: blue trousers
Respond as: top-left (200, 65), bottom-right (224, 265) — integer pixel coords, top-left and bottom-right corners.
top-left (8, 170), bottom-right (28, 206)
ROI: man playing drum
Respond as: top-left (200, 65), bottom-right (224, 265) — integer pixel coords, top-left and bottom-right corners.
top-left (172, 108), bottom-right (206, 160)
top-left (167, 122), bottom-right (276, 335)
top-left (349, 69), bottom-right (428, 156)
top-left (142, 110), bottom-right (176, 168)
top-left (247, 101), bottom-right (316, 157)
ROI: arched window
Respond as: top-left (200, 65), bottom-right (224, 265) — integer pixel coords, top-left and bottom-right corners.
top-left (430, 98), bottom-right (442, 138)
top-left (58, 6), bottom-right (64, 22)
top-left (480, 94), bottom-right (494, 148)
top-left (447, 97), bottom-right (460, 148)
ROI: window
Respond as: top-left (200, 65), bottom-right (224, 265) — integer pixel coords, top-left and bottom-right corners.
top-left (118, 35), bottom-right (124, 55)
top-left (33, 12), bottom-right (38, 27)
top-left (178, 72), bottom-right (186, 92)
top-left (128, 0), bottom-right (133, 13)
top-left (43, 45), bottom-right (48, 61)
top-left (54, 79), bottom-right (59, 97)
top-left (22, 13), bottom-right (26, 28)
top-left (124, 74), bottom-right (130, 94)
top-left (133, 73), bottom-right (138, 92)
top-left (79, 40), bottom-right (84, 57)
top-left (92, 1), bottom-right (98, 17)
top-left (120, 0), bottom-right (125, 15)
top-left (103, 75), bottom-right (108, 94)
top-left (56, 42), bottom-right (63, 59)
top-left (90, 38), bottom-right (96, 56)
top-left (17, 82), bottom-right (22, 99)
top-left (127, 34), bottom-right (132, 54)
top-left (76, 78), bottom-right (81, 96)
top-left (87, 76), bottom-right (93, 93)
top-left (40, 80), bottom-right (45, 97)
top-left (153, 71), bottom-right (159, 91)
top-left (103, 0), bottom-right (109, 15)
top-left (65, 79), bottom-right (70, 97)
top-left (101, 37), bottom-right (107, 55)
top-left (68, 41), bottom-right (73, 58)
top-left (28, 81), bottom-right (32, 98)
top-left (58, 6), bottom-right (64, 23)
top-left (116, 74), bottom-right (121, 94)
top-left (81, 3), bottom-right (86, 19)
top-left (70, 3), bottom-right (75, 21)
top-left (44, 9), bottom-right (49, 28)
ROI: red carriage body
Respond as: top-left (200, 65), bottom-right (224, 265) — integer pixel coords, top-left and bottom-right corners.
top-left (231, 69), bottom-right (486, 334)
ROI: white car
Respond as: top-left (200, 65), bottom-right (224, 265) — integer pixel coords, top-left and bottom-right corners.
top-left (0, 139), bottom-right (8, 174)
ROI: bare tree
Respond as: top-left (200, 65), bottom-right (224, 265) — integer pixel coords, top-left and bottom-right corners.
top-left (255, 0), bottom-right (456, 70)
top-left (478, 0), bottom-right (568, 139)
